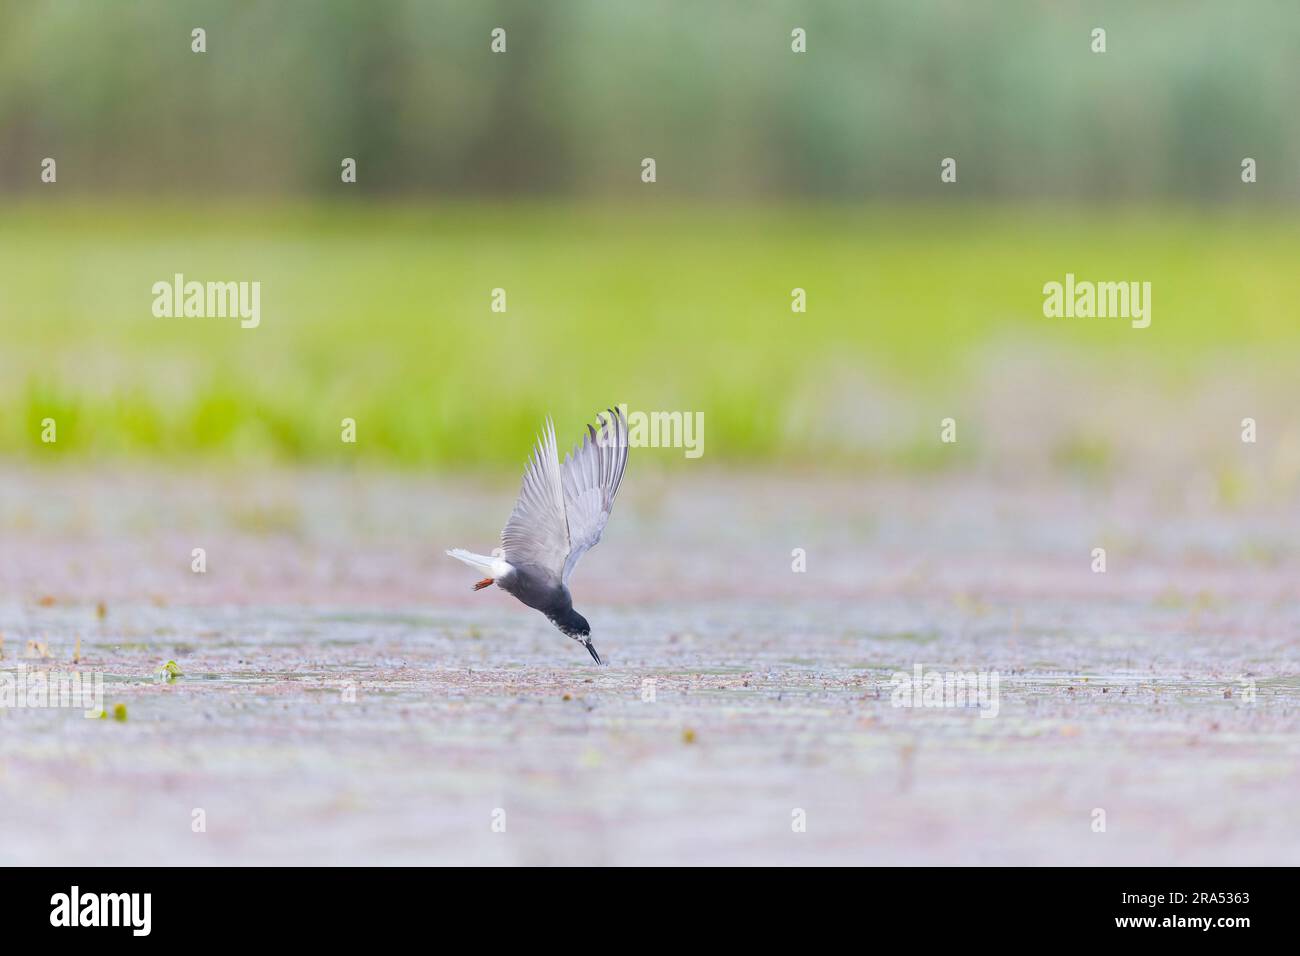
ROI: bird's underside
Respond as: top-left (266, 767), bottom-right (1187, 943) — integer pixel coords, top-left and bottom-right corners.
top-left (447, 407), bottom-right (628, 663)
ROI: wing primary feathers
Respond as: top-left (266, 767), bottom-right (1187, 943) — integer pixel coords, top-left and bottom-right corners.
top-left (500, 414), bottom-right (571, 583)
top-left (557, 405), bottom-right (630, 586)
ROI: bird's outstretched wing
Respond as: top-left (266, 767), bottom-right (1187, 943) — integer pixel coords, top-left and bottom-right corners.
top-left (559, 407), bottom-right (629, 585)
top-left (501, 417), bottom-right (570, 582)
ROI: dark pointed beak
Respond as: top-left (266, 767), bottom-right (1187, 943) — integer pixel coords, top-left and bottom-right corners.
top-left (585, 640), bottom-right (602, 665)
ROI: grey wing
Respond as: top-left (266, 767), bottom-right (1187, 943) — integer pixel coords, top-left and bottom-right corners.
top-left (559, 407), bottom-right (629, 586)
top-left (501, 417), bottom-right (571, 583)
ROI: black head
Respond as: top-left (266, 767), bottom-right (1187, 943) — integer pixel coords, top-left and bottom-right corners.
top-left (551, 608), bottom-right (591, 638)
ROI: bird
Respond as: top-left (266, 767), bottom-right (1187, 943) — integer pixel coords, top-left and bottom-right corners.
top-left (447, 407), bottom-right (629, 664)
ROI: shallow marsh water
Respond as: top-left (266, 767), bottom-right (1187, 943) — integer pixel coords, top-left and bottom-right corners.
top-left (1, 466), bottom-right (1298, 865)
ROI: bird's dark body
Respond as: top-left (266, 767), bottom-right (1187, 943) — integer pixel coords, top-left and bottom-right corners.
top-left (499, 563), bottom-right (597, 659)
top-left (498, 563), bottom-right (570, 619)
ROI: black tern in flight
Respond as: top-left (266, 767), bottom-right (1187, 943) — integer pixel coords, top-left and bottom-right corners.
top-left (448, 407), bottom-right (629, 663)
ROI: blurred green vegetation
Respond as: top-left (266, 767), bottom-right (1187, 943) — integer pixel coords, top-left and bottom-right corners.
top-left (4, 3), bottom-right (1299, 470)
top-left (2, 1), bottom-right (1298, 201)
top-left (3, 201), bottom-right (1299, 467)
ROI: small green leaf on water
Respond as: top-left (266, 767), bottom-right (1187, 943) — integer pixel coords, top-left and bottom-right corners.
top-left (682, 728), bottom-right (697, 744)
top-left (156, 659), bottom-right (183, 681)
top-left (112, 703), bottom-right (127, 722)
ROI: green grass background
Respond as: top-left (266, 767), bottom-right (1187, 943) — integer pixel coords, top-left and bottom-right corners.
top-left (3, 201), bottom-right (1298, 468)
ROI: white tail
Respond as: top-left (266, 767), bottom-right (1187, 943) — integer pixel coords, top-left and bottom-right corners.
top-left (446, 548), bottom-right (496, 574)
